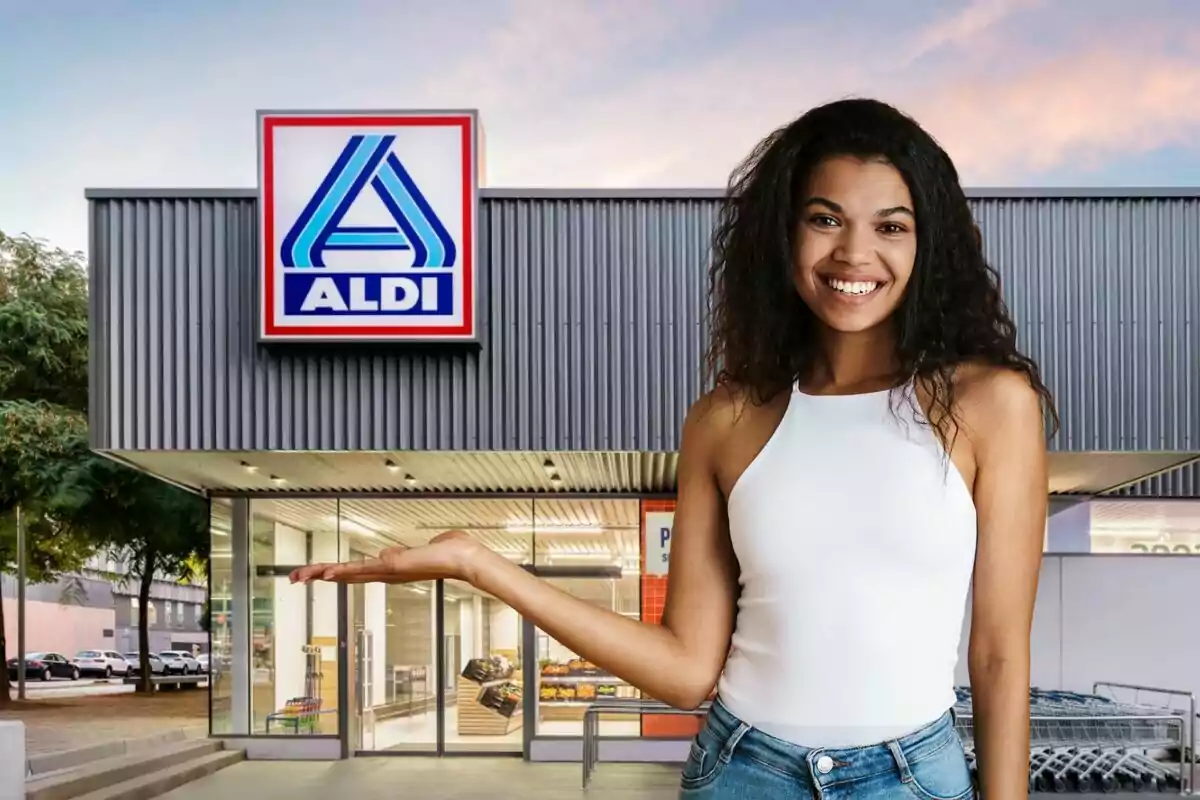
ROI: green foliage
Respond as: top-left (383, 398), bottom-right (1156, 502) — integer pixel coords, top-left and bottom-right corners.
top-left (52, 456), bottom-right (210, 579)
top-left (0, 400), bottom-right (89, 509)
top-left (51, 456), bottom-right (210, 693)
top-left (0, 231), bottom-right (89, 412)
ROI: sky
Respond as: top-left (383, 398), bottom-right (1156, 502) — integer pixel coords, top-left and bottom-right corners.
top-left (1, 0), bottom-right (1198, 254)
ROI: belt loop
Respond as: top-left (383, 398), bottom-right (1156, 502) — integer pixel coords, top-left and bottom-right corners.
top-left (719, 721), bottom-right (751, 764)
top-left (886, 738), bottom-right (913, 783)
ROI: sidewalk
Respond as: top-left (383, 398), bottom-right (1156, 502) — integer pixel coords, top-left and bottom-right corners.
top-left (0, 689), bottom-right (208, 754)
top-left (156, 758), bottom-right (1174, 800)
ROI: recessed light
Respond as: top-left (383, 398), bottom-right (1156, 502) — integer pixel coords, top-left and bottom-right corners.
top-left (404, 473), bottom-right (417, 487)
top-left (549, 473), bottom-right (562, 486)
top-left (542, 458), bottom-right (556, 476)
top-left (269, 475), bottom-right (286, 486)
top-left (385, 459), bottom-right (401, 473)
top-left (240, 461), bottom-right (258, 473)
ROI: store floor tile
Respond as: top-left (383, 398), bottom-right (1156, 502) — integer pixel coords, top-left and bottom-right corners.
top-left (158, 757), bottom-right (1181, 799)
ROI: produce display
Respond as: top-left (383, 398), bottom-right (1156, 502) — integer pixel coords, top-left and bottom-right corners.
top-left (479, 681), bottom-right (522, 718)
top-left (461, 656), bottom-right (515, 683)
top-left (540, 657), bottom-right (603, 677)
top-left (458, 655), bottom-right (523, 734)
top-left (538, 658), bottom-right (633, 704)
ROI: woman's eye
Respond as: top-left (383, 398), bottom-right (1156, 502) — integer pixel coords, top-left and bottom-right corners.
top-left (810, 215), bottom-right (838, 228)
top-left (878, 223), bottom-right (907, 235)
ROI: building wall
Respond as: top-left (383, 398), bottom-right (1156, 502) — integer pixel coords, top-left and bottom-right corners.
top-left (87, 189), bottom-right (1200, 460)
top-left (0, 573), bottom-right (207, 657)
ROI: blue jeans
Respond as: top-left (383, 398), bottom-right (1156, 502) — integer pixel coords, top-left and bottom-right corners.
top-left (680, 698), bottom-right (975, 799)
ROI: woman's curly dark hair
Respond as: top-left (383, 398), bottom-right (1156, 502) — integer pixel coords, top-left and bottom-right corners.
top-left (704, 97), bottom-right (1058, 446)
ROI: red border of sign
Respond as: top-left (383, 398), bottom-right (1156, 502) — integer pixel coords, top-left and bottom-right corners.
top-left (260, 113), bottom-right (475, 340)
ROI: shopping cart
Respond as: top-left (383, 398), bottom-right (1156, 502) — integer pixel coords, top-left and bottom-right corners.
top-left (953, 687), bottom-right (1192, 794)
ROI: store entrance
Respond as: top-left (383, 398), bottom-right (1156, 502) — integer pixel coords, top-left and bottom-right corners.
top-left (347, 577), bottom-right (528, 755)
top-left (338, 497), bottom-right (643, 758)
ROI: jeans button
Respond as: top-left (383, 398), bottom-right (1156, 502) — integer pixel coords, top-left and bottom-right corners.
top-left (816, 755), bottom-right (834, 774)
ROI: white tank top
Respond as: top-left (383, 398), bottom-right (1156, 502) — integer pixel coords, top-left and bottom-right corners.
top-left (716, 380), bottom-right (977, 748)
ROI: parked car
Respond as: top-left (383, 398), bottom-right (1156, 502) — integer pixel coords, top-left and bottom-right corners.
top-left (6, 652), bottom-right (79, 681)
top-left (157, 651), bottom-right (202, 675)
top-left (122, 652), bottom-right (166, 676)
top-left (74, 649), bottom-right (131, 678)
top-left (195, 653), bottom-right (210, 673)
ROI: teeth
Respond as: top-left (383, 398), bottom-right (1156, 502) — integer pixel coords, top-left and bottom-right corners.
top-left (827, 278), bottom-right (879, 296)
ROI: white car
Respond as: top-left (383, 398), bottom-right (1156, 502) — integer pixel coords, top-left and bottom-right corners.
top-left (74, 649), bottom-right (130, 679)
top-left (157, 651), bottom-right (202, 675)
top-left (123, 652), bottom-right (166, 675)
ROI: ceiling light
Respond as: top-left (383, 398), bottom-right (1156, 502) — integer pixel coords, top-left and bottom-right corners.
top-left (269, 475), bottom-right (286, 486)
top-left (404, 473), bottom-right (417, 487)
top-left (504, 525), bottom-right (604, 535)
top-left (325, 515), bottom-right (378, 537)
top-left (549, 473), bottom-right (562, 486)
top-left (240, 461), bottom-right (258, 473)
top-left (542, 458), bottom-right (556, 476)
top-left (385, 459), bottom-right (401, 473)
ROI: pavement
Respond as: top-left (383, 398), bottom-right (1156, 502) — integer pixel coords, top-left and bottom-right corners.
top-left (157, 758), bottom-right (1186, 800)
top-left (0, 686), bottom-right (208, 754)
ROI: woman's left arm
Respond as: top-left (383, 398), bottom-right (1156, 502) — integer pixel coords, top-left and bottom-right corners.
top-left (963, 367), bottom-right (1049, 799)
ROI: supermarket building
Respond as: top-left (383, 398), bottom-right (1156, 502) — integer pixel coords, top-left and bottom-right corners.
top-left (86, 111), bottom-right (1200, 762)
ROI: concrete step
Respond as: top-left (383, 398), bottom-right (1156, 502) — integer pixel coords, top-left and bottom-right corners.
top-left (69, 749), bottom-right (244, 800)
top-left (25, 739), bottom-right (226, 800)
top-left (27, 731), bottom-right (193, 781)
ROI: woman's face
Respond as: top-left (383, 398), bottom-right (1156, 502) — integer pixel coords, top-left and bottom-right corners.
top-left (792, 155), bottom-right (918, 335)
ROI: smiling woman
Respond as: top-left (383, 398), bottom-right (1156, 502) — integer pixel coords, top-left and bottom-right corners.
top-left (292, 98), bottom-right (1059, 799)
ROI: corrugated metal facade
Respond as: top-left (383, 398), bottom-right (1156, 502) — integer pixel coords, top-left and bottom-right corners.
top-left (1114, 460), bottom-right (1200, 498)
top-left (88, 189), bottom-right (1200, 460)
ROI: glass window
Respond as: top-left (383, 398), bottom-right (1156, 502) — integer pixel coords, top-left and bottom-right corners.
top-left (209, 499), bottom-right (235, 735)
top-left (248, 497), bottom-right (341, 736)
top-left (529, 499), bottom-right (643, 738)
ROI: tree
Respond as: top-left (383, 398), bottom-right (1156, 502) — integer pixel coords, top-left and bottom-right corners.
top-left (0, 231), bottom-right (98, 704)
top-left (52, 456), bottom-right (210, 693)
top-left (0, 231), bottom-right (89, 410)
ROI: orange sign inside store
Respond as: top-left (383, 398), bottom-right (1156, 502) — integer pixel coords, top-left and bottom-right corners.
top-left (639, 498), bottom-right (706, 739)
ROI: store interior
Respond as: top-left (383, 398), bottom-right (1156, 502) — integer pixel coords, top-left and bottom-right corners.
top-left (210, 496), bottom-right (645, 750)
top-left (207, 494), bottom-right (1200, 750)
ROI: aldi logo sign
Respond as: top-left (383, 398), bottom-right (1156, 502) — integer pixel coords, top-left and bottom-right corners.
top-left (258, 110), bottom-right (478, 342)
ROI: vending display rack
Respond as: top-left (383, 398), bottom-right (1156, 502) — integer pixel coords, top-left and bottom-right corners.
top-left (457, 657), bottom-right (523, 737)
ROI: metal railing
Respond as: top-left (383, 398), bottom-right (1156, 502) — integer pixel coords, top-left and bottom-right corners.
top-left (582, 685), bottom-right (1197, 794)
top-left (1092, 681), bottom-right (1197, 794)
top-left (581, 699), bottom-right (711, 789)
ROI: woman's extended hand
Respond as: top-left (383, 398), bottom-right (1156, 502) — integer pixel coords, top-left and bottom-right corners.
top-left (288, 530), bottom-right (484, 585)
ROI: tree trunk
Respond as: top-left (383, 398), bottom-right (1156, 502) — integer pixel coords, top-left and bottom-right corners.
top-left (138, 546), bottom-right (156, 695)
top-left (0, 584), bottom-right (10, 705)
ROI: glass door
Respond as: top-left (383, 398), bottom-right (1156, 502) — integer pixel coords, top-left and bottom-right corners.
top-left (443, 580), bottom-right (524, 754)
top-left (347, 575), bottom-right (438, 754)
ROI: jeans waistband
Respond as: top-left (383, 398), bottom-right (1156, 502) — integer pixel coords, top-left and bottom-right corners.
top-left (704, 695), bottom-right (959, 785)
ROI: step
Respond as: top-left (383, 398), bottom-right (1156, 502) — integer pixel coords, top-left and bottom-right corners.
top-left (69, 750), bottom-right (243, 800)
top-left (27, 731), bottom-right (192, 780)
top-left (25, 740), bottom-right (223, 800)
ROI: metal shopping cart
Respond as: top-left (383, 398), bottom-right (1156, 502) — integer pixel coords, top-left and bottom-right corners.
top-left (953, 687), bottom-right (1193, 794)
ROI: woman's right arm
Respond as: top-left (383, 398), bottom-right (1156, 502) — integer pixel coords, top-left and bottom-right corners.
top-left (460, 396), bottom-right (741, 709)
top-left (301, 394), bottom-right (741, 710)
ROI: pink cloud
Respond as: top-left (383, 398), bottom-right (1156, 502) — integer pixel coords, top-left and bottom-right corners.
top-left (911, 45), bottom-right (1200, 182)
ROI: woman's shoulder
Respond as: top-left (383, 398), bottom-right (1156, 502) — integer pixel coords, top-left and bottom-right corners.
top-left (688, 381), bottom-right (785, 430)
top-left (951, 361), bottom-right (1045, 436)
